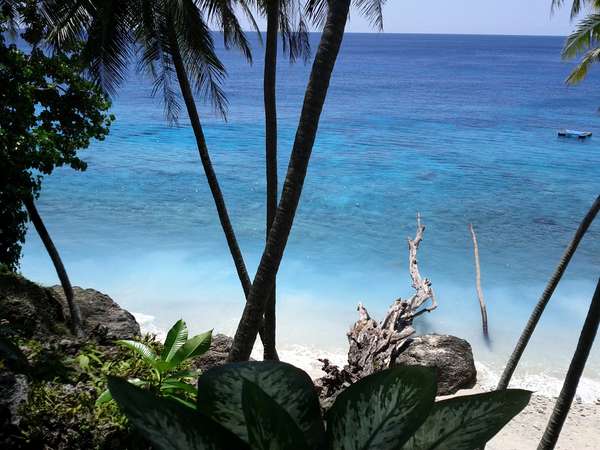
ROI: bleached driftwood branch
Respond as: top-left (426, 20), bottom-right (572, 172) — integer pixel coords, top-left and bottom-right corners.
top-left (468, 223), bottom-right (489, 339)
top-left (343, 214), bottom-right (437, 379)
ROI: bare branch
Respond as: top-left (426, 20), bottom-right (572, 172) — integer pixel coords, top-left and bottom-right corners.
top-left (469, 223), bottom-right (489, 340)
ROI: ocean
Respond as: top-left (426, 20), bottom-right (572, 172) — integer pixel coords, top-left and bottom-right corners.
top-left (19, 33), bottom-right (600, 400)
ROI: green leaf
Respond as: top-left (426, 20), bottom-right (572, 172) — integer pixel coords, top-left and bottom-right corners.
top-left (326, 366), bottom-right (436, 450)
top-left (242, 379), bottom-right (310, 450)
top-left (168, 330), bottom-right (212, 370)
top-left (197, 361), bottom-right (325, 448)
top-left (96, 389), bottom-right (113, 405)
top-left (116, 340), bottom-right (158, 368)
top-left (162, 319), bottom-right (188, 362)
top-left (96, 379), bottom-right (148, 405)
top-left (107, 376), bottom-right (249, 450)
top-left (402, 389), bottom-right (531, 450)
top-left (161, 378), bottom-right (198, 395)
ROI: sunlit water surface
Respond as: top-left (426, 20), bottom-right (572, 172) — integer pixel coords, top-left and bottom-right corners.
top-left (20, 33), bottom-right (600, 399)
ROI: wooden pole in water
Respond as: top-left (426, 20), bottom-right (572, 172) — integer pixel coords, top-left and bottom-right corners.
top-left (469, 223), bottom-right (489, 340)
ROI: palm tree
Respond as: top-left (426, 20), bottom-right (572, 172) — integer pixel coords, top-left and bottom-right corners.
top-left (43, 0), bottom-right (280, 345)
top-left (552, 0), bottom-right (600, 83)
top-left (258, 0), bottom-right (309, 360)
top-left (538, 278), bottom-right (600, 449)
top-left (228, 0), bottom-right (352, 362)
top-left (497, 195), bottom-right (600, 390)
top-left (23, 197), bottom-right (84, 336)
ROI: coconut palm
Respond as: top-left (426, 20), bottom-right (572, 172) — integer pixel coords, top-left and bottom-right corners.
top-left (538, 278), bottom-right (600, 449)
top-left (552, 0), bottom-right (600, 83)
top-left (41, 0), bottom-right (285, 346)
top-left (228, 0), bottom-right (352, 362)
top-left (255, 0), bottom-right (309, 360)
top-left (497, 195), bottom-right (600, 390)
top-left (43, 0), bottom-right (257, 293)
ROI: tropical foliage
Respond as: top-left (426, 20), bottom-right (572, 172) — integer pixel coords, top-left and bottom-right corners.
top-left (0, 13), bottom-right (113, 271)
top-left (96, 320), bottom-right (212, 408)
top-left (552, 0), bottom-right (600, 83)
top-left (108, 361), bottom-right (531, 450)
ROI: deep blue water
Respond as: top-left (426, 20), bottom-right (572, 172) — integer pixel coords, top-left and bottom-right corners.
top-left (21, 33), bottom-right (600, 385)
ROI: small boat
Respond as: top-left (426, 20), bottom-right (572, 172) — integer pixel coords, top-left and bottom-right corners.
top-left (558, 129), bottom-right (592, 139)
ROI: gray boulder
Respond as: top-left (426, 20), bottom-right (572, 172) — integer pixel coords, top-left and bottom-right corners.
top-left (393, 334), bottom-right (476, 395)
top-left (50, 286), bottom-right (140, 341)
top-left (0, 274), bottom-right (65, 339)
top-left (191, 334), bottom-right (233, 372)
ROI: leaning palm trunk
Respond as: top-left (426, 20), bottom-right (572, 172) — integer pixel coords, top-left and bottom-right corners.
top-left (23, 197), bottom-right (83, 336)
top-left (262, 2), bottom-right (280, 361)
top-left (497, 195), bottom-right (600, 390)
top-left (538, 278), bottom-right (600, 450)
top-left (228, 0), bottom-right (351, 362)
top-left (166, 23), bottom-right (252, 296)
top-left (166, 21), bottom-right (273, 347)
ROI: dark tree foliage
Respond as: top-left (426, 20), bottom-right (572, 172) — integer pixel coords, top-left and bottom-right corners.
top-left (0, 12), bottom-right (113, 270)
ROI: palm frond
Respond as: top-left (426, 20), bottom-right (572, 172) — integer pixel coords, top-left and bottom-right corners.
top-left (279, 0), bottom-right (310, 63)
top-left (353, 0), bottom-right (385, 31)
top-left (136, 0), bottom-right (182, 123)
top-left (168, 0), bottom-right (229, 117)
top-left (304, 0), bottom-right (328, 29)
top-left (44, 0), bottom-right (134, 95)
top-left (201, 0), bottom-right (253, 62)
top-left (551, 0), bottom-right (600, 19)
top-left (0, 0), bottom-right (21, 34)
top-left (566, 46), bottom-right (600, 83)
top-left (562, 13), bottom-right (600, 59)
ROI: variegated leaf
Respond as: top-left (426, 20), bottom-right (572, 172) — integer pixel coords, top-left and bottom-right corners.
top-left (242, 379), bottom-right (310, 450)
top-left (108, 376), bottom-right (248, 450)
top-left (326, 366), bottom-right (436, 450)
top-left (402, 389), bottom-right (531, 450)
top-left (196, 361), bottom-right (325, 448)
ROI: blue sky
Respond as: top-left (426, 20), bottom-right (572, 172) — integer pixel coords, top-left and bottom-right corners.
top-left (241, 0), bottom-right (583, 36)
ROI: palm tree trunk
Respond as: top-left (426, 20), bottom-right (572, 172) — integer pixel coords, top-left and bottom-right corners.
top-left (23, 197), bottom-right (83, 337)
top-left (538, 278), bottom-right (600, 450)
top-left (262, 1), bottom-right (280, 361)
top-left (497, 195), bottom-right (600, 390)
top-left (167, 25), bottom-right (251, 295)
top-left (166, 23), bottom-right (271, 348)
top-left (228, 0), bottom-right (351, 362)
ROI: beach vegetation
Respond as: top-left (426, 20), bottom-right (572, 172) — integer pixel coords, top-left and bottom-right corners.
top-left (0, 5), bottom-right (113, 334)
top-left (95, 320), bottom-right (211, 408)
top-left (108, 361), bottom-right (531, 449)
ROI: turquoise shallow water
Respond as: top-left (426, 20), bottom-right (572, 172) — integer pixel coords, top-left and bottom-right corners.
top-left (20, 33), bottom-right (600, 391)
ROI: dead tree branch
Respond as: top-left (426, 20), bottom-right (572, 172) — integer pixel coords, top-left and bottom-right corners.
top-left (469, 223), bottom-right (489, 340)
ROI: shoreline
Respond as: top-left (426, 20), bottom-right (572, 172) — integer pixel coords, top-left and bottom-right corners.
top-left (134, 312), bottom-right (600, 405)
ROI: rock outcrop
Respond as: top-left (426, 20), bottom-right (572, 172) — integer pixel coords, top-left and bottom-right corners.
top-left (50, 286), bottom-right (140, 342)
top-left (393, 334), bottom-right (476, 395)
top-left (0, 273), bottom-right (140, 343)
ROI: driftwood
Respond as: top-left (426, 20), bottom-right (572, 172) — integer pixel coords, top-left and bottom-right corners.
top-left (468, 223), bottom-right (489, 339)
top-left (316, 214), bottom-right (437, 398)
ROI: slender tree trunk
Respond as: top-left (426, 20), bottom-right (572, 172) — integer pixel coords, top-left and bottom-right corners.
top-left (468, 223), bottom-right (489, 340)
top-left (228, 0), bottom-right (351, 362)
top-left (167, 25), bottom-right (252, 298)
top-left (497, 195), bottom-right (600, 390)
top-left (262, 0), bottom-right (280, 361)
top-left (166, 23), bottom-right (273, 348)
top-left (538, 278), bottom-right (600, 450)
top-left (24, 197), bottom-right (83, 337)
